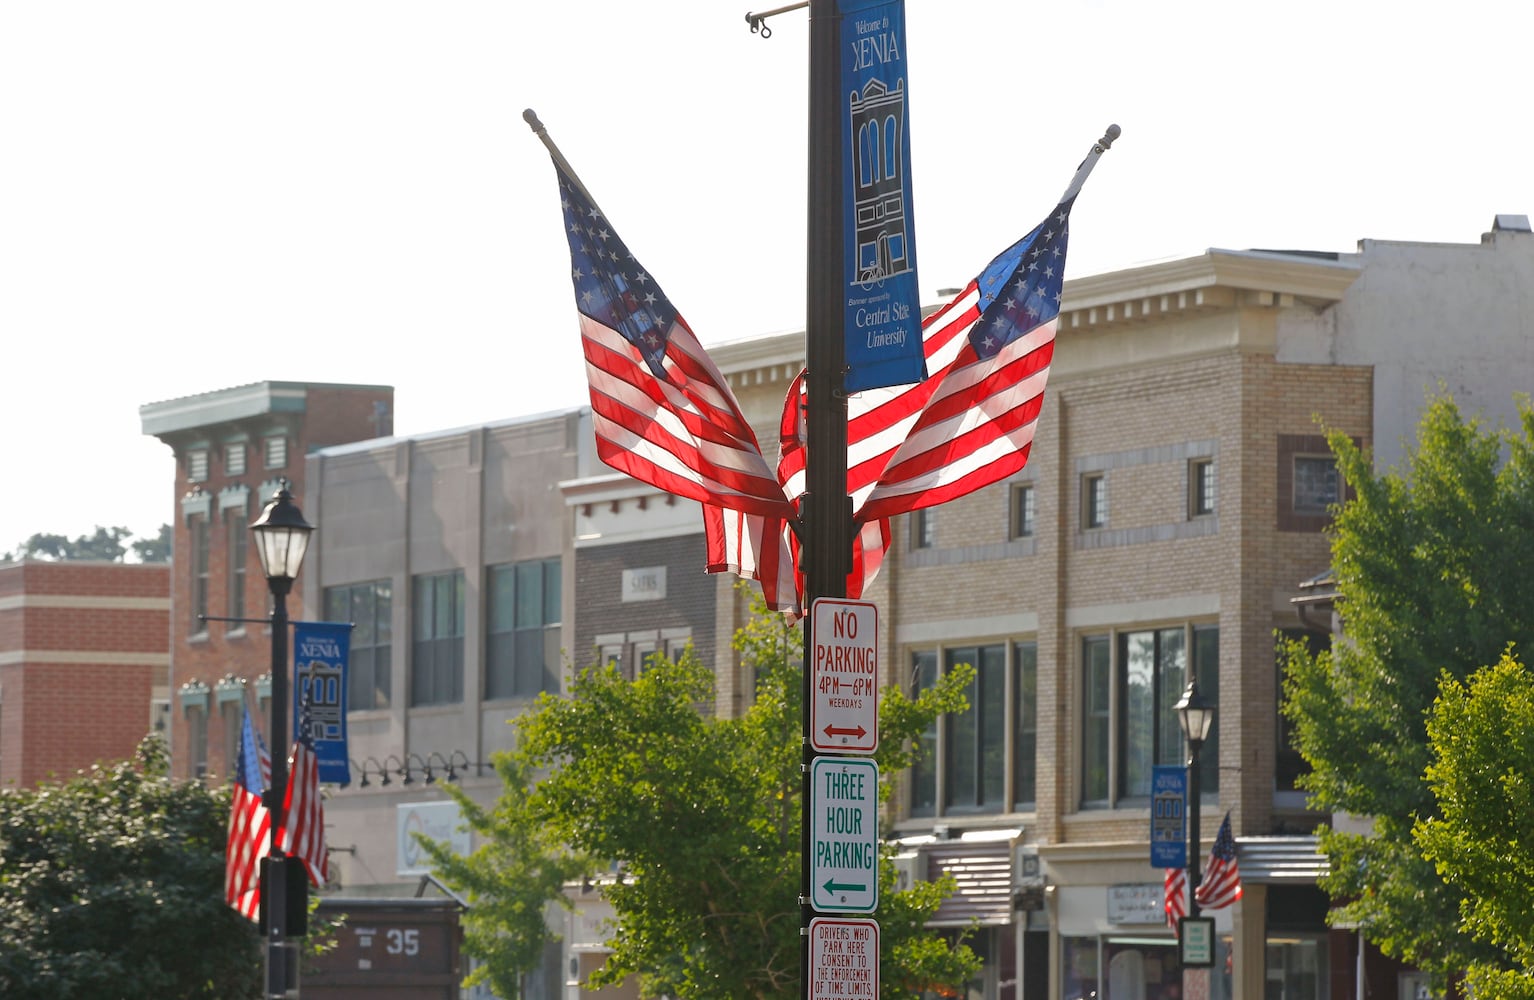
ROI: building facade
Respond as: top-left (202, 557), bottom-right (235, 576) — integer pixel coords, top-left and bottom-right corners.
top-left (167, 217), bottom-right (1531, 999)
top-left (140, 380), bottom-right (393, 783)
top-left (0, 559), bottom-right (170, 787)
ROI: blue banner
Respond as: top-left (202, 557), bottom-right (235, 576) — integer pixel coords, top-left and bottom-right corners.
top-left (1151, 765), bottom-right (1188, 868)
top-left (293, 621), bottom-right (351, 785)
top-left (839, 0), bottom-right (924, 394)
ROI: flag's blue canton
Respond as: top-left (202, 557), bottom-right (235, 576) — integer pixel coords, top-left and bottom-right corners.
top-left (558, 170), bottom-right (677, 379)
top-left (296, 692), bottom-right (317, 749)
top-left (969, 197), bottom-right (1074, 360)
top-left (1209, 815), bottom-right (1237, 861)
top-left (236, 711), bottom-right (266, 793)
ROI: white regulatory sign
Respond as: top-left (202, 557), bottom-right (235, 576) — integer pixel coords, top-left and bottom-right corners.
top-left (810, 598), bottom-right (878, 754)
top-left (809, 917), bottom-right (879, 1000)
top-left (810, 756), bottom-right (879, 913)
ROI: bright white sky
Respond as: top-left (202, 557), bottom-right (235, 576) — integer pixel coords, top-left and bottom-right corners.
top-left (2, 0), bottom-right (1530, 555)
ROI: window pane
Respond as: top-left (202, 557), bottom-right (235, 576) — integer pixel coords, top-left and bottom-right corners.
top-left (543, 559), bottom-right (561, 623)
top-left (1294, 456), bottom-right (1339, 512)
top-left (515, 562), bottom-right (542, 629)
top-left (1014, 642), bottom-right (1037, 808)
top-left (1083, 637), bottom-right (1111, 803)
top-left (1194, 625), bottom-right (1220, 793)
top-left (945, 647), bottom-right (979, 808)
top-left (1121, 631), bottom-right (1156, 798)
top-left (979, 645), bottom-right (1006, 808)
top-left (1157, 627), bottom-right (1187, 769)
top-left (489, 566), bottom-right (515, 632)
top-left (910, 651), bottom-right (938, 816)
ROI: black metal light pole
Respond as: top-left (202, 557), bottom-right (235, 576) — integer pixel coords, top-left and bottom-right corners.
top-left (1175, 676), bottom-right (1215, 919)
top-left (251, 482), bottom-right (315, 998)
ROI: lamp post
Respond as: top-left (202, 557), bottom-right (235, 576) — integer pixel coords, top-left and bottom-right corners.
top-left (1175, 675), bottom-right (1215, 919)
top-left (251, 482), bottom-right (315, 998)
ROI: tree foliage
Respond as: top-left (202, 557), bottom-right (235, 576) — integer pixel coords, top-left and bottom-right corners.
top-left (0, 736), bottom-right (264, 999)
top-left (1416, 653), bottom-right (1534, 1000)
top-left (423, 595), bottom-right (981, 999)
top-left (4, 524), bottom-right (171, 563)
top-left (131, 523), bottom-right (173, 563)
top-left (1281, 393), bottom-right (1534, 985)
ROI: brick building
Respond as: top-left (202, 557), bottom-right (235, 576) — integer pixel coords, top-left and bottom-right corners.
top-left (0, 559), bottom-right (170, 787)
top-left (139, 380), bottom-right (392, 783)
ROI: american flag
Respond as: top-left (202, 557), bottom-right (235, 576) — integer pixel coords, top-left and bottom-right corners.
top-left (277, 697), bottom-right (328, 886)
top-left (549, 156), bottom-right (794, 523)
top-left (1194, 812), bottom-right (1243, 910)
top-left (1164, 866), bottom-right (1187, 927)
top-left (846, 199), bottom-right (1067, 523)
top-left (713, 199), bottom-right (1072, 614)
top-left (225, 706), bottom-right (271, 921)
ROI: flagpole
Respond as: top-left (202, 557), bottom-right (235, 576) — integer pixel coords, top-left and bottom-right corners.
top-left (1058, 123), bottom-right (1122, 204)
top-left (523, 109), bottom-right (609, 222)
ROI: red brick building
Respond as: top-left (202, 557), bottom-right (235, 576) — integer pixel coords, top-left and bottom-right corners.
top-left (0, 559), bottom-right (171, 787)
top-left (140, 381), bottom-right (392, 783)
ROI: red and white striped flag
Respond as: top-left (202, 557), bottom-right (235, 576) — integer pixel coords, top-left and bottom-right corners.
top-left (276, 704), bottom-right (328, 886)
top-left (547, 153), bottom-right (795, 524)
top-left (1194, 812), bottom-right (1243, 910)
top-left (1164, 867), bottom-right (1188, 926)
top-left (716, 195), bottom-right (1072, 614)
top-left (225, 707), bottom-right (271, 921)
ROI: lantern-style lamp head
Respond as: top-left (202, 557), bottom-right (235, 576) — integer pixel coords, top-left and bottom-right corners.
top-left (1175, 677), bottom-right (1215, 746)
top-left (250, 482), bottom-right (314, 582)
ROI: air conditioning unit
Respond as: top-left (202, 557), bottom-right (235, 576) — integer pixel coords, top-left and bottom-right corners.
top-left (891, 852), bottom-right (925, 891)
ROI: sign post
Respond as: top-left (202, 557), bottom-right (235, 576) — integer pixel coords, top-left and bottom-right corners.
top-left (811, 598), bottom-right (879, 754)
top-left (811, 757), bottom-right (879, 913)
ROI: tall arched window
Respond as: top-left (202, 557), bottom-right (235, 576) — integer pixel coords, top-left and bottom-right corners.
top-left (884, 115), bottom-right (900, 181)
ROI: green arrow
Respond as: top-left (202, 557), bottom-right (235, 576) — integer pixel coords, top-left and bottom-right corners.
top-left (822, 878), bottom-right (868, 895)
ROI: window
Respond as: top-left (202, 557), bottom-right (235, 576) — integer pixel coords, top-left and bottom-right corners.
top-left (946, 644), bottom-right (1007, 811)
top-left (225, 509), bottom-right (246, 628)
top-left (325, 580), bottom-right (392, 710)
top-left (909, 642), bottom-right (1036, 818)
top-left (1081, 624), bottom-right (1219, 806)
top-left (1190, 458), bottom-right (1216, 517)
top-left (1293, 456), bottom-right (1339, 514)
top-left (486, 559), bottom-right (561, 699)
top-left (190, 516), bottom-right (209, 635)
top-left (911, 509), bottom-right (935, 549)
top-left (187, 705), bottom-right (208, 780)
top-left (1009, 483), bottom-right (1036, 539)
top-left (1084, 474), bottom-right (1108, 528)
top-left (1276, 628), bottom-right (1327, 795)
top-left (226, 442), bottom-right (247, 477)
top-left (411, 571), bottom-right (464, 706)
top-left (1279, 433), bottom-right (1356, 531)
top-left (187, 449), bottom-right (209, 483)
top-left (264, 435), bottom-right (288, 470)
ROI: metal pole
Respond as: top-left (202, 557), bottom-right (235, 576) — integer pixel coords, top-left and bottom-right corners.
top-left (265, 575), bottom-right (291, 998)
top-left (803, 0), bottom-right (851, 996)
top-left (1186, 733), bottom-right (1203, 920)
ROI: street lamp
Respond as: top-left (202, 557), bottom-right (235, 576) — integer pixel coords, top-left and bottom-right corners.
top-left (250, 482), bottom-right (315, 998)
top-left (1175, 676), bottom-right (1215, 918)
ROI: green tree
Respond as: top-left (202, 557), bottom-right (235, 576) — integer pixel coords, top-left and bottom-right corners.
top-left (420, 595), bottom-right (981, 1000)
top-left (7, 525), bottom-right (134, 562)
top-left (1416, 652), bottom-right (1534, 1000)
top-left (131, 523), bottom-right (173, 563)
top-left (0, 736), bottom-right (263, 999)
top-left (1281, 393), bottom-right (1534, 988)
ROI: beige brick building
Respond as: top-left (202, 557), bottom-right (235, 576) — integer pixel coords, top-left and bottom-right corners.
top-left (179, 217), bottom-right (1531, 1000)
